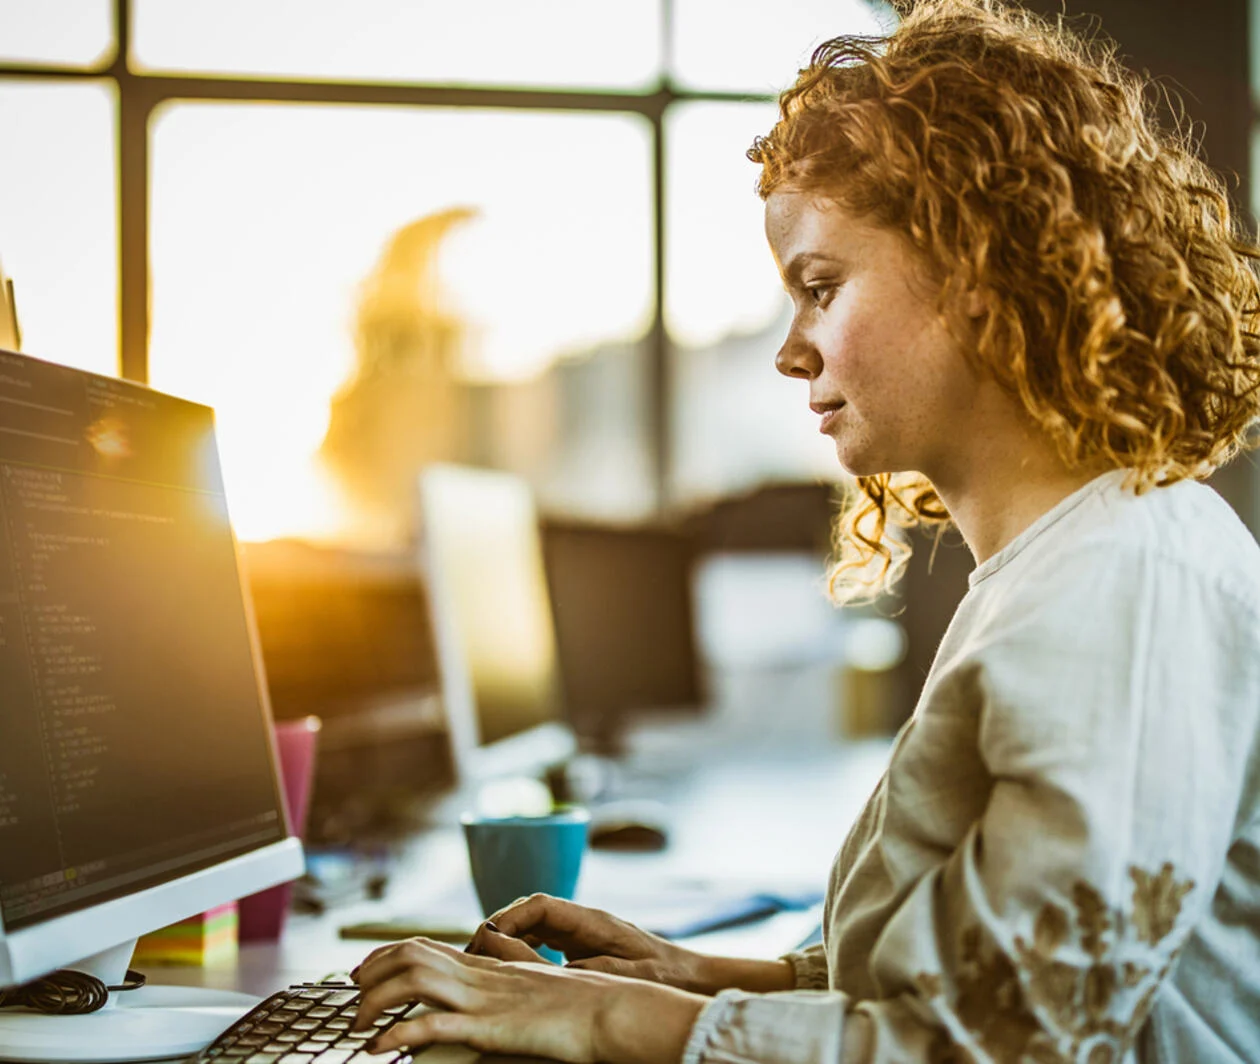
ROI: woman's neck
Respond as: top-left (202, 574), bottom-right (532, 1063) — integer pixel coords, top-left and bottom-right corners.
top-left (927, 398), bottom-right (1111, 567)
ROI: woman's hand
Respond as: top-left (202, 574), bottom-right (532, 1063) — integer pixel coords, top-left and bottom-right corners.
top-left (469, 894), bottom-right (798, 995)
top-left (350, 934), bottom-right (706, 1064)
top-left (467, 893), bottom-right (718, 992)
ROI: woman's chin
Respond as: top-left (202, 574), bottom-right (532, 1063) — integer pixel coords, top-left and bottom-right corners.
top-left (831, 442), bottom-right (881, 479)
top-left (832, 446), bottom-right (907, 481)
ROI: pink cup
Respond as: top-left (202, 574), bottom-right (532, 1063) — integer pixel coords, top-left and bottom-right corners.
top-left (238, 716), bottom-right (321, 942)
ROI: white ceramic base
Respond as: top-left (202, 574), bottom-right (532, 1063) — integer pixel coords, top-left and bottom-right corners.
top-left (0, 984), bottom-right (259, 1062)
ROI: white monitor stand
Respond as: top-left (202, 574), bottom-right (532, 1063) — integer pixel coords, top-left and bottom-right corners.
top-left (0, 941), bottom-right (258, 1063)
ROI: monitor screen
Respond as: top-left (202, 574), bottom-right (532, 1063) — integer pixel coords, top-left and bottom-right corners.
top-left (417, 465), bottom-right (571, 783)
top-left (0, 350), bottom-right (288, 936)
top-left (541, 520), bottom-right (703, 745)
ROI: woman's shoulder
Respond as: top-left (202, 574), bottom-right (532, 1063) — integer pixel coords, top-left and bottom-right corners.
top-left (972, 471), bottom-right (1260, 626)
top-left (924, 473), bottom-right (1260, 737)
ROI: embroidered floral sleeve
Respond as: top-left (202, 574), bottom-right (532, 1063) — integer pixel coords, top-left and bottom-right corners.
top-left (907, 862), bottom-right (1196, 1062)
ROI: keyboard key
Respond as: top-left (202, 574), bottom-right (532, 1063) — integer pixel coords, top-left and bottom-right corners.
top-left (189, 982), bottom-right (414, 1064)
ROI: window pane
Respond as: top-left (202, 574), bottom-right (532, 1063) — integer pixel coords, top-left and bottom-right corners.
top-left (0, 0), bottom-right (113, 67)
top-left (672, 0), bottom-right (890, 94)
top-left (666, 101), bottom-right (839, 500)
top-left (133, 0), bottom-right (662, 90)
top-left (149, 103), bottom-right (654, 545)
top-left (0, 81), bottom-right (117, 376)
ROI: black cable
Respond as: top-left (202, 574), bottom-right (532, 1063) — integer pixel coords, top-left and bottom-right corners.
top-left (0, 968), bottom-right (147, 1015)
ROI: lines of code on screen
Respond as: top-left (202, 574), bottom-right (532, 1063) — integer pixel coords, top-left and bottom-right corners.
top-left (0, 351), bottom-right (285, 932)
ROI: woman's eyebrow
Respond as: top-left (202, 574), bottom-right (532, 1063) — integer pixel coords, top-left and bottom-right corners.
top-left (782, 252), bottom-right (847, 284)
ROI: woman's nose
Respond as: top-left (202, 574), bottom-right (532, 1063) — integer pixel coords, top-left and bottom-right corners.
top-left (774, 326), bottom-right (819, 380)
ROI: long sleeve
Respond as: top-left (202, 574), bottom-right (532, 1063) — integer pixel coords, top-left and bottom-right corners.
top-left (683, 530), bottom-right (1260, 1064)
top-left (782, 943), bottom-right (830, 989)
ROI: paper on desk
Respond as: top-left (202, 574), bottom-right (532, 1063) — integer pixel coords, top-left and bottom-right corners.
top-left (365, 875), bottom-right (822, 947)
top-left (575, 879), bottom-right (823, 940)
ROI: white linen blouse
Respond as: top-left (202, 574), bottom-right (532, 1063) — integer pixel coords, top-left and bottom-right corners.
top-left (681, 469), bottom-right (1260, 1063)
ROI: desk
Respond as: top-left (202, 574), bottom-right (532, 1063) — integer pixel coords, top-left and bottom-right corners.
top-left (159, 737), bottom-right (892, 1058)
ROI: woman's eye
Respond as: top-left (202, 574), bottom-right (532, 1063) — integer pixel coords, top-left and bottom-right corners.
top-left (806, 285), bottom-right (835, 306)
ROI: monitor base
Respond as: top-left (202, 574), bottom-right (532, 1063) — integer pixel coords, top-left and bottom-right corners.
top-left (0, 984), bottom-right (258, 1063)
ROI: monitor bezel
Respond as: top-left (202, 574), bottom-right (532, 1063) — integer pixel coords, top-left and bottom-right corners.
top-left (0, 837), bottom-right (303, 987)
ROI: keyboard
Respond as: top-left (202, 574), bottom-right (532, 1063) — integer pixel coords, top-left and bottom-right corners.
top-left (188, 981), bottom-right (421, 1063)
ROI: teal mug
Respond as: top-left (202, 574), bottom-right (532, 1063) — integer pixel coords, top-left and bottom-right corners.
top-left (460, 807), bottom-right (590, 963)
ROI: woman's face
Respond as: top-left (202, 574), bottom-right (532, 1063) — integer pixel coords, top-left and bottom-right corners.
top-left (765, 191), bottom-right (983, 482)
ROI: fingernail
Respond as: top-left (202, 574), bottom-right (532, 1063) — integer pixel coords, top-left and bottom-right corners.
top-left (365, 1036), bottom-right (380, 1053)
top-left (484, 921), bottom-right (500, 933)
top-left (350, 966), bottom-right (360, 982)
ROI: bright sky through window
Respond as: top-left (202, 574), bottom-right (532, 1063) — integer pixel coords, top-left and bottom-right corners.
top-left (0, 81), bottom-right (117, 377)
top-left (672, 0), bottom-right (889, 93)
top-left (665, 101), bottom-right (784, 349)
top-left (0, 0), bottom-right (113, 67)
top-left (131, 0), bottom-right (662, 89)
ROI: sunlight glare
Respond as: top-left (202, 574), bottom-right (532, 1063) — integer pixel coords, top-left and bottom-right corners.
top-left (148, 101), bottom-right (652, 543)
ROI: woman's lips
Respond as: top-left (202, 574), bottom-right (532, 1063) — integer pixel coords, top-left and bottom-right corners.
top-left (816, 403), bottom-right (846, 434)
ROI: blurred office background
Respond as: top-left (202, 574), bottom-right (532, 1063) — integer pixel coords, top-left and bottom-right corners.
top-left (1, 0), bottom-right (1257, 839)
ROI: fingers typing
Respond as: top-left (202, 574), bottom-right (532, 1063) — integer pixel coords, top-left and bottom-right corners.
top-left (352, 938), bottom-right (477, 1031)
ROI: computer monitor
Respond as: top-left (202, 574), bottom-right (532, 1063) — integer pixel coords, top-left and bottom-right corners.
top-left (0, 349), bottom-right (303, 1061)
top-left (242, 540), bottom-right (454, 844)
top-left (417, 465), bottom-right (575, 786)
top-left (541, 519), bottom-right (703, 750)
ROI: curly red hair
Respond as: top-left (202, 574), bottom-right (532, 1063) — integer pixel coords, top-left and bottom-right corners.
top-left (749, 0), bottom-right (1260, 603)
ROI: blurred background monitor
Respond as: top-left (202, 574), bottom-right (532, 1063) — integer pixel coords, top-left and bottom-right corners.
top-left (417, 464), bottom-right (575, 785)
top-left (542, 518), bottom-right (704, 752)
top-left (241, 541), bottom-right (454, 845)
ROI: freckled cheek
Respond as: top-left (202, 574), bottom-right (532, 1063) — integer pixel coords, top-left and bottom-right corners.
top-left (816, 318), bottom-right (884, 395)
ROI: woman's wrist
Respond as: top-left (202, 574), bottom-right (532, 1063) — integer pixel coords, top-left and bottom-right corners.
top-left (693, 954), bottom-right (796, 994)
top-left (594, 980), bottom-right (709, 1064)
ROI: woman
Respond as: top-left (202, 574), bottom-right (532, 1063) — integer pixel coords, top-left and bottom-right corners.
top-left (351, 1), bottom-right (1260, 1060)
